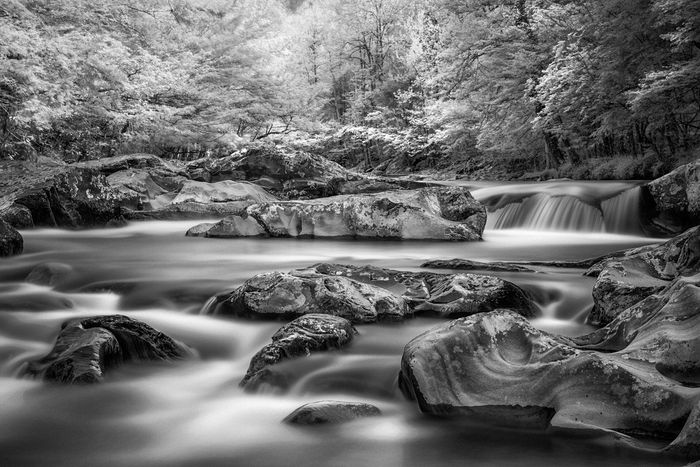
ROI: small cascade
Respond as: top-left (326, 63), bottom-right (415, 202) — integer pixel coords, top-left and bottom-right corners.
top-left (601, 186), bottom-right (642, 234)
top-left (475, 181), bottom-right (644, 234)
top-left (486, 194), bottom-right (604, 232)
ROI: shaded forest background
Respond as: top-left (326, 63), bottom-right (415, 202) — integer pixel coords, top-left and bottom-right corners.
top-left (1, 0), bottom-right (699, 179)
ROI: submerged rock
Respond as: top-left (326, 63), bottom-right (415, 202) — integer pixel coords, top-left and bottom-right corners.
top-left (25, 315), bottom-right (194, 384)
top-left (587, 226), bottom-right (700, 325)
top-left (188, 186), bottom-right (486, 241)
top-left (283, 400), bottom-right (381, 425)
top-left (399, 310), bottom-right (694, 435)
top-left (26, 262), bottom-right (74, 287)
top-left (0, 219), bottom-right (23, 257)
top-left (643, 159), bottom-right (700, 234)
top-left (241, 314), bottom-right (356, 390)
top-left (206, 271), bottom-right (410, 323)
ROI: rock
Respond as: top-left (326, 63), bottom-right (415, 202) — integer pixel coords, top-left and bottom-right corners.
top-left (587, 226), bottom-right (700, 325)
top-left (3, 165), bottom-right (129, 228)
top-left (571, 274), bottom-right (700, 385)
top-left (241, 314), bottom-right (356, 390)
top-left (76, 153), bottom-right (182, 176)
top-left (25, 314), bottom-right (194, 384)
top-left (106, 169), bottom-right (176, 211)
top-left (116, 177), bottom-right (278, 220)
top-left (188, 186), bottom-right (487, 241)
top-left (666, 400), bottom-right (700, 459)
top-left (185, 145), bottom-right (433, 200)
top-left (399, 310), bottom-right (694, 435)
top-left (283, 401), bottom-right (381, 425)
top-left (643, 159), bottom-right (700, 234)
top-left (25, 262), bottom-right (74, 287)
top-left (0, 203), bottom-right (33, 228)
top-left (303, 263), bottom-right (538, 319)
top-left (185, 215), bottom-right (267, 237)
top-left (205, 271), bottom-right (410, 323)
top-left (421, 259), bottom-right (536, 273)
top-left (0, 219), bottom-right (23, 257)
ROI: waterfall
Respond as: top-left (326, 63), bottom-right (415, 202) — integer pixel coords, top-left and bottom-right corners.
top-left (601, 186), bottom-right (642, 234)
top-left (479, 184), bottom-right (642, 234)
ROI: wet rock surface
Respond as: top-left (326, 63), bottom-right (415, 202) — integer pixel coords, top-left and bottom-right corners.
top-left (241, 314), bottom-right (356, 390)
top-left (643, 159), bottom-right (700, 234)
top-left (399, 310), bottom-right (696, 438)
top-left (188, 186), bottom-right (486, 241)
top-left (304, 263), bottom-right (538, 319)
top-left (283, 400), bottom-right (381, 425)
top-left (421, 258), bottom-right (536, 273)
top-left (204, 263), bottom-right (536, 323)
top-left (572, 274), bottom-right (700, 385)
top-left (1, 161), bottom-right (129, 229)
top-left (0, 219), bottom-right (23, 257)
top-left (205, 271), bottom-right (410, 323)
top-left (587, 226), bottom-right (700, 325)
top-left (25, 315), bottom-right (194, 384)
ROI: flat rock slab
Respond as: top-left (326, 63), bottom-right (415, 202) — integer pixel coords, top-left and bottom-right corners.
top-left (25, 314), bottom-right (194, 384)
top-left (187, 186), bottom-right (486, 241)
top-left (242, 314), bottom-right (356, 391)
top-left (283, 400), bottom-right (381, 425)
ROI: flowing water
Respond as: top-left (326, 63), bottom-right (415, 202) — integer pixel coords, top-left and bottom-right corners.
top-left (0, 181), bottom-right (682, 466)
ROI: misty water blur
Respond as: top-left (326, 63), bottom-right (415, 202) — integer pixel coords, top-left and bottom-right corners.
top-left (0, 181), bottom-right (678, 466)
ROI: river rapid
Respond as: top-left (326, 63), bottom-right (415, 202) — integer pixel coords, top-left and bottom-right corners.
top-left (0, 181), bottom-right (683, 466)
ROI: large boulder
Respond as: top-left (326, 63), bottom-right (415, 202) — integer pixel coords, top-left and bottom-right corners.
top-left (586, 226), bottom-right (700, 325)
top-left (204, 271), bottom-right (410, 323)
top-left (185, 145), bottom-right (431, 199)
top-left (25, 315), bottom-right (194, 384)
top-left (304, 263), bottom-right (538, 319)
top-left (187, 186), bottom-right (487, 241)
top-left (572, 274), bottom-right (700, 385)
top-left (0, 219), bottom-right (23, 257)
top-left (283, 401), bottom-right (381, 425)
top-left (241, 314), bottom-right (356, 390)
top-left (643, 159), bottom-right (700, 234)
top-left (399, 310), bottom-right (695, 437)
top-left (1, 161), bottom-right (130, 228)
top-left (204, 264), bottom-right (537, 322)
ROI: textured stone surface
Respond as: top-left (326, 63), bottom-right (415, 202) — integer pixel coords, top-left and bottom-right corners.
top-left (0, 203), bottom-right (34, 228)
top-left (205, 271), bottom-right (410, 323)
top-left (241, 314), bottom-right (356, 390)
top-left (188, 186), bottom-right (486, 241)
top-left (587, 226), bottom-right (700, 325)
top-left (421, 258), bottom-right (536, 273)
top-left (304, 263), bottom-right (537, 319)
top-left (25, 262), bottom-right (74, 287)
top-left (399, 310), bottom-right (695, 435)
top-left (25, 315), bottom-right (194, 384)
top-left (572, 275), bottom-right (700, 385)
top-left (283, 400), bottom-right (381, 425)
top-left (1, 163), bottom-right (129, 228)
top-left (0, 219), bottom-right (23, 257)
top-left (644, 159), bottom-right (700, 234)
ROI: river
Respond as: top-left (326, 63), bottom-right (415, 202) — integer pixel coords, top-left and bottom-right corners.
top-left (0, 181), bottom-right (682, 466)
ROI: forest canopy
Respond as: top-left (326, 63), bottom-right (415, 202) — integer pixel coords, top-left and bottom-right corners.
top-left (1, 0), bottom-right (699, 175)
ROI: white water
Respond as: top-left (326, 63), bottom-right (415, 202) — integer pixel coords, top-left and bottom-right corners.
top-left (0, 185), bottom-right (677, 466)
top-left (470, 181), bottom-right (643, 233)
